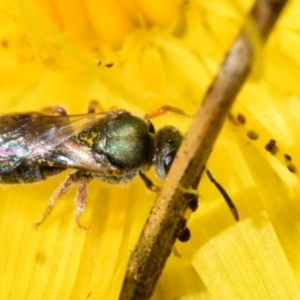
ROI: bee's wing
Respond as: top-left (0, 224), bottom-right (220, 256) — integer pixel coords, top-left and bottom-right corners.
top-left (0, 111), bottom-right (123, 172)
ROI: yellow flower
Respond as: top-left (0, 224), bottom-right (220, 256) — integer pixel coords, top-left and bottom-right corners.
top-left (0, 0), bottom-right (299, 299)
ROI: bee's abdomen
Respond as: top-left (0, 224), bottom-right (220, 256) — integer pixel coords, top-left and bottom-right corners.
top-left (0, 166), bottom-right (64, 184)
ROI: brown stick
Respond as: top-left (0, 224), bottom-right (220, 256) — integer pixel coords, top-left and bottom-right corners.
top-left (119, 0), bottom-right (287, 299)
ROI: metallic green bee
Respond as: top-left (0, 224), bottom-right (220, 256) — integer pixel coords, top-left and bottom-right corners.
top-left (0, 102), bottom-right (184, 229)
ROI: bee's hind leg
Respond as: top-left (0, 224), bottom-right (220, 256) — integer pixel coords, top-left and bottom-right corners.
top-left (34, 171), bottom-right (85, 229)
top-left (74, 174), bottom-right (92, 230)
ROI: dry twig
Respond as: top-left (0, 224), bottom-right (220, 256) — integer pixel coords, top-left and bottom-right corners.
top-left (119, 0), bottom-right (288, 299)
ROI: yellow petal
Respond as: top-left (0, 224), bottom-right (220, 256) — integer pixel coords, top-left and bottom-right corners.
top-left (193, 214), bottom-right (300, 299)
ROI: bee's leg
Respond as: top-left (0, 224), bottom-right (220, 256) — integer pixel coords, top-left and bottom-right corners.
top-left (88, 99), bottom-right (105, 113)
top-left (41, 105), bottom-right (67, 116)
top-left (34, 171), bottom-right (79, 228)
top-left (88, 100), bottom-right (127, 119)
top-left (145, 105), bottom-right (190, 119)
top-left (139, 172), bottom-right (160, 193)
top-left (74, 174), bottom-right (91, 230)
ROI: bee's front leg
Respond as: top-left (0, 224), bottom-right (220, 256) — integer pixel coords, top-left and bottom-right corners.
top-left (139, 172), bottom-right (160, 193)
top-left (145, 105), bottom-right (190, 119)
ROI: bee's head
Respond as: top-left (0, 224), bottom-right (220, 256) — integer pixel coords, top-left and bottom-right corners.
top-left (153, 126), bottom-right (183, 180)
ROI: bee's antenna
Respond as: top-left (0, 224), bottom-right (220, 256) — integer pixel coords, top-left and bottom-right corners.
top-left (206, 169), bottom-right (239, 221)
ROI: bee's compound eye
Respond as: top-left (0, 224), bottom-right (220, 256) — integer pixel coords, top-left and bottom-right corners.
top-left (164, 151), bottom-right (176, 174)
top-left (164, 155), bottom-right (173, 167)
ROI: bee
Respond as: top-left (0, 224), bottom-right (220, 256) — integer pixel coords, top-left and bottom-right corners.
top-left (0, 101), bottom-right (185, 229)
